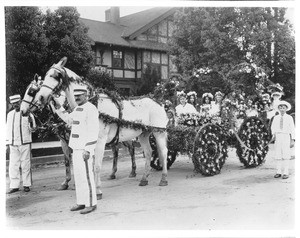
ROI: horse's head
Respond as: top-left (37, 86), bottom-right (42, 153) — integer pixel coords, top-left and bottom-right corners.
top-left (33, 57), bottom-right (68, 109)
top-left (20, 74), bottom-right (43, 116)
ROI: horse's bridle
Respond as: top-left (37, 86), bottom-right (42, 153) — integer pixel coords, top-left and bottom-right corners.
top-left (22, 66), bottom-right (65, 111)
top-left (41, 66), bottom-right (66, 96)
top-left (22, 81), bottom-right (42, 110)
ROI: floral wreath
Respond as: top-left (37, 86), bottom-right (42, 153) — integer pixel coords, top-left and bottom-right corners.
top-left (177, 90), bottom-right (186, 98)
top-left (202, 93), bottom-right (213, 99)
top-left (215, 91), bottom-right (224, 98)
top-left (187, 91), bottom-right (197, 98)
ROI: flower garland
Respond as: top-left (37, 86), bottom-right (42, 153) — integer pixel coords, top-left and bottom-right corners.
top-left (236, 116), bottom-right (271, 167)
top-left (98, 112), bottom-right (166, 133)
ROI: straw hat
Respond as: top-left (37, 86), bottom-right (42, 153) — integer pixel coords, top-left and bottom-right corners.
top-left (277, 100), bottom-right (291, 111)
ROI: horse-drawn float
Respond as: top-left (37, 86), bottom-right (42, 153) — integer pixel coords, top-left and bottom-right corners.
top-left (150, 101), bottom-right (271, 176)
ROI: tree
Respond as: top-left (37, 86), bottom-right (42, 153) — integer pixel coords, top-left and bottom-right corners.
top-left (85, 68), bottom-right (116, 91)
top-left (5, 6), bottom-right (95, 99)
top-left (170, 7), bottom-right (295, 99)
top-left (5, 7), bottom-right (48, 97)
top-left (43, 7), bottom-right (94, 77)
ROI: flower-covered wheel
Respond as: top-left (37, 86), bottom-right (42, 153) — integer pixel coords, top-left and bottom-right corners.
top-left (149, 134), bottom-right (177, 171)
top-left (192, 124), bottom-right (228, 176)
top-left (236, 116), bottom-right (271, 167)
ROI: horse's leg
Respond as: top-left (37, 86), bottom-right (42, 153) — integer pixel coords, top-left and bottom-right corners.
top-left (109, 144), bottom-right (119, 180)
top-left (153, 131), bottom-right (168, 186)
top-left (126, 141), bottom-right (136, 178)
top-left (138, 133), bottom-right (152, 186)
top-left (57, 139), bottom-right (72, 190)
top-left (94, 131), bottom-right (108, 200)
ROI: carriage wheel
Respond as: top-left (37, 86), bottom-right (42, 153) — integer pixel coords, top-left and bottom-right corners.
top-left (236, 116), bottom-right (271, 168)
top-left (149, 134), bottom-right (177, 171)
top-left (192, 124), bottom-right (228, 176)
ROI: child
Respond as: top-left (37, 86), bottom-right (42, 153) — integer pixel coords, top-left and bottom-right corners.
top-left (271, 101), bottom-right (295, 179)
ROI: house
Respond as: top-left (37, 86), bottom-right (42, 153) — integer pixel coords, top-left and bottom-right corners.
top-left (79, 7), bottom-right (178, 96)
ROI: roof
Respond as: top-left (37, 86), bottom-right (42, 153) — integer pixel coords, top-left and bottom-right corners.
top-left (79, 7), bottom-right (176, 51)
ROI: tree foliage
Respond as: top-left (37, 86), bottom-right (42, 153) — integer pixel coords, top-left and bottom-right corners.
top-left (5, 6), bottom-right (94, 99)
top-left (85, 68), bottom-right (116, 91)
top-left (5, 7), bottom-right (48, 96)
top-left (170, 7), bottom-right (295, 99)
top-left (44, 7), bottom-right (94, 76)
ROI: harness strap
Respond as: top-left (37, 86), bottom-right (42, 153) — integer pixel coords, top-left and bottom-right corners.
top-left (106, 100), bottom-right (123, 146)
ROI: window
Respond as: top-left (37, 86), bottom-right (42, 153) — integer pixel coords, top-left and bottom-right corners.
top-left (96, 48), bottom-right (103, 66)
top-left (112, 50), bottom-right (123, 68)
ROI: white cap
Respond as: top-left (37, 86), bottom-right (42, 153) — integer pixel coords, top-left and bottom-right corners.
top-left (9, 94), bottom-right (21, 104)
top-left (73, 85), bottom-right (88, 96)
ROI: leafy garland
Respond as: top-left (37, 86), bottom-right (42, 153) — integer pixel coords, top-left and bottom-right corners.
top-left (98, 112), bottom-right (166, 133)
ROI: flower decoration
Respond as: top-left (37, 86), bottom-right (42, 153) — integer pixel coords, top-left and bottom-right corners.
top-left (177, 90), bottom-right (186, 98)
top-left (187, 91), bottom-right (197, 98)
top-left (236, 117), bottom-right (271, 167)
top-left (202, 93), bottom-right (214, 99)
top-left (215, 91), bottom-right (224, 98)
top-left (193, 124), bottom-right (228, 176)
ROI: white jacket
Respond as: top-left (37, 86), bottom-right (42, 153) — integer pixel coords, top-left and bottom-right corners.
top-left (271, 113), bottom-right (295, 139)
top-left (56, 101), bottom-right (99, 153)
top-left (6, 110), bottom-right (36, 145)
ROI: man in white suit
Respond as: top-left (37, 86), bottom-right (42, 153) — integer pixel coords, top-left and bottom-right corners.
top-left (51, 85), bottom-right (99, 214)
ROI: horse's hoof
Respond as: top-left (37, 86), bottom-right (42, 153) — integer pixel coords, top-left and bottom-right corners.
top-left (129, 173), bottom-right (136, 178)
top-left (139, 180), bottom-right (148, 186)
top-left (57, 184), bottom-right (69, 190)
top-left (159, 180), bottom-right (168, 186)
top-left (109, 174), bottom-right (116, 180)
top-left (97, 194), bottom-right (103, 200)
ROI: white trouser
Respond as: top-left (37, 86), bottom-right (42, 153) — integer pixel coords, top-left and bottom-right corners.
top-left (9, 144), bottom-right (32, 188)
top-left (73, 150), bottom-right (97, 207)
top-left (274, 133), bottom-right (291, 175)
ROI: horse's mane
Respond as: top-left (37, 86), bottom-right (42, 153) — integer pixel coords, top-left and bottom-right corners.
top-left (60, 67), bottom-right (83, 90)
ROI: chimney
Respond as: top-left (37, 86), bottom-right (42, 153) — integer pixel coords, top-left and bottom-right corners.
top-left (105, 7), bottom-right (120, 25)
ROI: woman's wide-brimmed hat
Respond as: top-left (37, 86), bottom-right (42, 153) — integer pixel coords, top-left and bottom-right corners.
top-left (271, 91), bottom-right (282, 98)
top-left (277, 100), bottom-right (291, 111)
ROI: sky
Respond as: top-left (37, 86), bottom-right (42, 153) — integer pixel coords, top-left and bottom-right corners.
top-left (41, 5), bottom-right (295, 25)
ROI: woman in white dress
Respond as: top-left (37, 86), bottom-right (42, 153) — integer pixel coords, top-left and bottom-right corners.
top-left (175, 91), bottom-right (197, 116)
top-left (210, 91), bottom-right (224, 116)
top-left (200, 93), bottom-right (214, 117)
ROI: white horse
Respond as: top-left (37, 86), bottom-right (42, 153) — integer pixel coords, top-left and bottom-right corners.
top-left (21, 57), bottom-right (169, 199)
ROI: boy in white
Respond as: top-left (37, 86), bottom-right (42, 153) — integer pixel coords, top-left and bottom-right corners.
top-left (271, 101), bottom-right (295, 179)
top-left (51, 85), bottom-right (99, 214)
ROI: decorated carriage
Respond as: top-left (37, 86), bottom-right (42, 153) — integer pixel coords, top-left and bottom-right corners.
top-left (150, 95), bottom-right (272, 176)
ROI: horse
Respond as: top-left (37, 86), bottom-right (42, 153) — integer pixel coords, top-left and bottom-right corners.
top-left (21, 74), bottom-right (137, 191)
top-left (21, 57), bottom-right (168, 199)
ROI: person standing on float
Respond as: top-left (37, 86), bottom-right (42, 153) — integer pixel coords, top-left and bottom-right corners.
top-left (51, 85), bottom-right (99, 214)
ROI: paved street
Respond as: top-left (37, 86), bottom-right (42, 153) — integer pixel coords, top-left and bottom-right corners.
top-left (5, 144), bottom-right (295, 230)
